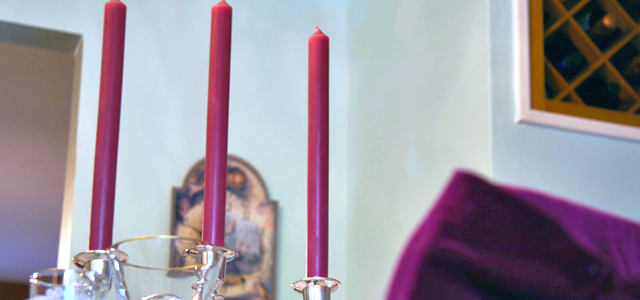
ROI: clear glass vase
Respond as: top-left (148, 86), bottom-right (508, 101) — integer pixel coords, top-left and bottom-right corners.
top-left (108, 235), bottom-right (235, 300)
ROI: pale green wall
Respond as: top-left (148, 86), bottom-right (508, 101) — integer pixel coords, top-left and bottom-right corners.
top-left (1, 0), bottom-right (495, 298)
top-left (0, 1), bottom-right (348, 299)
top-left (347, 0), bottom-right (492, 298)
top-left (11, 1), bottom-right (639, 300)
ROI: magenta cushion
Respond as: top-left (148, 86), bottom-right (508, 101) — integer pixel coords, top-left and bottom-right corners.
top-left (385, 170), bottom-right (640, 300)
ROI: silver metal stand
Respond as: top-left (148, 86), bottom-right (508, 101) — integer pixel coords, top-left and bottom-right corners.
top-left (187, 245), bottom-right (237, 300)
top-left (73, 250), bottom-right (125, 288)
top-left (292, 277), bottom-right (341, 300)
top-left (73, 249), bottom-right (130, 299)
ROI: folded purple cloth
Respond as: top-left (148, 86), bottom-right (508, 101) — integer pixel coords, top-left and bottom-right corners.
top-left (385, 170), bottom-right (640, 300)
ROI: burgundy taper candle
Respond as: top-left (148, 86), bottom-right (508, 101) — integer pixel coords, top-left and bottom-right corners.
top-left (89, 0), bottom-right (126, 251)
top-left (307, 25), bottom-right (329, 278)
top-left (203, 0), bottom-right (232, 247)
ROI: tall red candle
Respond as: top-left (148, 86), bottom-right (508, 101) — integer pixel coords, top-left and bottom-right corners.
top-left (307, 25), bottom-right (329, 278)
top-left (89, 0), bottom-right (126, 251)
top-left (203, 0), bottom-right (232, 247)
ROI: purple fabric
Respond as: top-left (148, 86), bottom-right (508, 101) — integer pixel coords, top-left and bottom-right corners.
top-left (385, 170), bottom-right (640, 300)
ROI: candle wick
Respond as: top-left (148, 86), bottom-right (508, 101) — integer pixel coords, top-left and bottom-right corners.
top-left (315, 25), bottom-right (320, 31)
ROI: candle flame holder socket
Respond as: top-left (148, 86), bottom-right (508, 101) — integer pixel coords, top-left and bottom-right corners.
top-left (292, 277), bottom-right (341, 300)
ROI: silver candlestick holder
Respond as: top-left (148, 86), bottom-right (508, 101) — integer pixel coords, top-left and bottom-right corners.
top-left (186, 244), bottom-right (237, 300)
top-left (73, 248), bottom-right (129, 299)
top-left (292, 277), bottom-right (341, 300)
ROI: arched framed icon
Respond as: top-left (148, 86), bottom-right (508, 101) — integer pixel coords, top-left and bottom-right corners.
top-left (170, 155), bottom-right (278, 299)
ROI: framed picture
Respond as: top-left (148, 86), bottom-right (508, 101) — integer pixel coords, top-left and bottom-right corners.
top-left (515, 0), bottom-right (640, 142)
top-left (170, 155), bottom-right (278, 300)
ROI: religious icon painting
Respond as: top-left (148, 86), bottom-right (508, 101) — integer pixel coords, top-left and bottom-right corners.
top-left (170, 155), bottom-right (278, 300)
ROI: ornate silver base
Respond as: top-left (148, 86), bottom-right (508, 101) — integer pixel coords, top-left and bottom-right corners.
top-left (292, 277), bottom-right (341, 300)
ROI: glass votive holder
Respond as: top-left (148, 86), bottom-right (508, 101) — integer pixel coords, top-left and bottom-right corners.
top-left (29, 268), bottom-right (109, 300)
